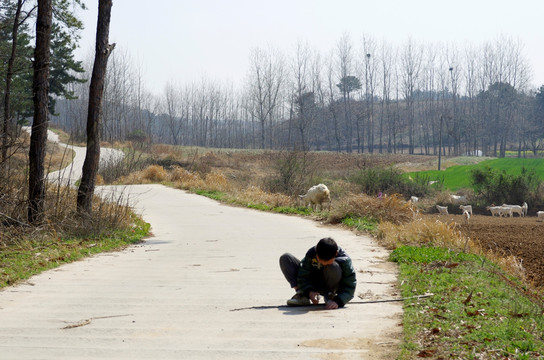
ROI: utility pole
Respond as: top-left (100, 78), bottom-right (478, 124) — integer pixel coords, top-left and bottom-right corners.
top-left (438, 115), bottom-right (443, 171)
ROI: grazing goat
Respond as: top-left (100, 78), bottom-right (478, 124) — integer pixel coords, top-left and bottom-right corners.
top-left (537, 211), bottom-right (544, 221)
top-left (522, 202), bottom-right (528, 216)
top-left (450, 194), bottom-right (468, 204)
top-left (501, 204), bottom-right (523, 217)
top-left (487, 206), bottom-right (503, 217)
top-left (436, 205), bottom-right (448, 215)
top-left (499, 206), bottom-right (513, 217)
top-left (299, 184), bottom-right (331, 211)
top-left (410, 196), bottom-right (419, 203)
top-left (459, 205), bottom-right (472, 216)
top-left (463, 210), bottom-right (470, 225)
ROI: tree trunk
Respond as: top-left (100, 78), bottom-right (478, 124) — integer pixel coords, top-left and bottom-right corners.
top-left (2, 0), bottom-right (23, 168)
top-left (77, 0), bottom-right (114, 214)
top-left (28, 0), bottom-right (52, 224)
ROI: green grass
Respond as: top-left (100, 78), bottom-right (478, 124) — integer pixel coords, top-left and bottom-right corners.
top-left (407, 158), bottom-right (544, 191)
top-left (341, 215), bottom-right (378, 232)
top-left (392, 246), bottom-right (544, 359)
top-left (194, 189), bottom-right (226, 200)
top-left (0, 217), bottom-right (150, 288)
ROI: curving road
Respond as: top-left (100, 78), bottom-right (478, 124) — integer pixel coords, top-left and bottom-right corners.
top-left (0, 133), bottom-right (402, 359)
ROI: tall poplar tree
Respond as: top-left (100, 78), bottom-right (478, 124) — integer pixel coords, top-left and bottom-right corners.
top-left (77, 0), bottom-right (114, 214)
top-left (27, 0), bottom-right (52, 223)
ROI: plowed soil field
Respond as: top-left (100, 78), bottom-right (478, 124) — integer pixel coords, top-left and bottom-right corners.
top-left (434, 213), bottom-right (544, 288)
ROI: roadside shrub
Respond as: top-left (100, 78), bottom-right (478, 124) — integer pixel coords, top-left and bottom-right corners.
top-left (349, 167), bottom-right (429, 198)
top-left (141, 165), bottom-right (168, 182)
top-left (328, 193), bottom-right (412, 225)
top-left (170, 166), bottom-right (200, 184)
top-left (204, 172), bottom-right (230, 192)
top-left (99, 146), bottom-right (147, 183)
top-left (265, 150), bottom-right (313, 196)
top-left (470, 166), bottom-right (541, 206)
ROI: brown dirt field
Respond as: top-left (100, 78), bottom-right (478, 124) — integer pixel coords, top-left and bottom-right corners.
top-left (432, 213), bottom-right (544, 288)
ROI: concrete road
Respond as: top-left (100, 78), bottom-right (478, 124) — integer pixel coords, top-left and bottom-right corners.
top-left (2, 129), bottom-right (402, 358)
top-left (22, 126), bottom-right (123, 188)
top-left (0, 184), bottom-right (402, 359)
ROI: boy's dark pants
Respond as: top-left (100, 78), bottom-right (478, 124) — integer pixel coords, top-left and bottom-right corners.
top-left (279, 253), bottom-right (341, 295)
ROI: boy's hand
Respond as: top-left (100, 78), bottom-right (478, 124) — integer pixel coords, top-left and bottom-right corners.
top-left (325, 300), bottom-right (339, 310)
top-left (309, 291), bottom-right (320, 304)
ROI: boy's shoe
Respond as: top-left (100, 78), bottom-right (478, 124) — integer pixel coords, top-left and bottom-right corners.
top-left (287, 293), bottom-right (311, 306)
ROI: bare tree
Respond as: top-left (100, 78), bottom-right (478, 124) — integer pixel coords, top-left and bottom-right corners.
top-left (336, 33), bottom-right (357, 152)
top-left (163, 81), bottom-right (182, 145)
top-left (290, 41), bottom-right (313, 150)
top-left (246, 47), bottom-right (286, 149)
top-left (444, 43), bottom-right (462, 155)
top-left (77, 0), bottom-right (114, 214)
top-left (400, 38), bottom-right (423, 154)
top-left (28, 0), bottom-right (52, 223)
top-left (325, 53), bottom-right (341, 152)
top-left (463, 44), bottom-right (479, 156)
top-left (379, 41), bottom-right (394, 153)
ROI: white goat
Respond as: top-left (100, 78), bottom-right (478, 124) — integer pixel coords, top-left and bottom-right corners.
top-left (410, 196), bottom-right (419, 203)
top-left (537, 211), bottom-right (544, 221)
top-left (487, 206), bottom-right (503, 217)
top-left (436, 205), bottom-right (448, 215)
top-left (450, 194), bottom-right (468, 204)
top-left (463, 210), bottom-right (470, 225)
top-left (522, 202), bottom-right (528, 216)
top-left (501, 204), bottom-right (523, 217)
top-left (499, 206), bottom-right (513, 217)
top-left (299, 184), bottom-right (331, 211)
top-left (459, 205), bottom-right (472, 216)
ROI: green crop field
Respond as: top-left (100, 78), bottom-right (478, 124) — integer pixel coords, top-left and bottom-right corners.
top-left (407, 158), bottom-right (544, 191)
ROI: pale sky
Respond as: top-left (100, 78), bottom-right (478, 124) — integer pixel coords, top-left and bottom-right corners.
top-left (75, 0), bottom-right (544, 95)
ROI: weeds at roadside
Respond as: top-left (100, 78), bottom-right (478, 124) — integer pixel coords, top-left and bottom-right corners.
top-left (0, 217), bottom-right (149, 288)
top-left (392, 246), bottom-right (544, 359)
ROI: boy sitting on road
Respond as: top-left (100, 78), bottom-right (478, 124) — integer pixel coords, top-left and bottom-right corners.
top-left (279, 237), bottom-right (356, 310)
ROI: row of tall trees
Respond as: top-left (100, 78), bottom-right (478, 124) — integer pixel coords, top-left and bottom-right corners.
top-left (2, 4), bottom-right (543, 161)
top-left (53, 34), bottom-right (543, 158)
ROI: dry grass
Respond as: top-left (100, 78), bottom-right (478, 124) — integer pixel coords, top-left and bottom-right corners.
top-left (377, 217), bottom-right (473, 250)
top-left (0, 130), bottom-right (138, 247)
top-left (328, 193), bottom-right (413, 225)
top-left (141, 165), bottom-right (168, 182)
top-left (376, 217), bottom-right (529, 288)
top-left (232, 185), bottom-right (292, 208)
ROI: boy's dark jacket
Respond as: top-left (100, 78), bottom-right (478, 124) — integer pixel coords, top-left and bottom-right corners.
top-left (297, 246), bottom-right (356, 307)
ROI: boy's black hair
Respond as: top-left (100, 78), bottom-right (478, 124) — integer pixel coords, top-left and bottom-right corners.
top-left (316, 237), bottom-right (338, 260)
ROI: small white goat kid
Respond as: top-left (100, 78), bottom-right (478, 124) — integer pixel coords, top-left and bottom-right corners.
top-left (459, 205), bottom-right (473, 216)
top-left (463, 210), bottom-right (470, 225)
top-left (299, 184), bottom-right (331, 211)
top-left (537, 211), bottom-right (544, 222)
top-left (436, 205), bottom-right (448, 215)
